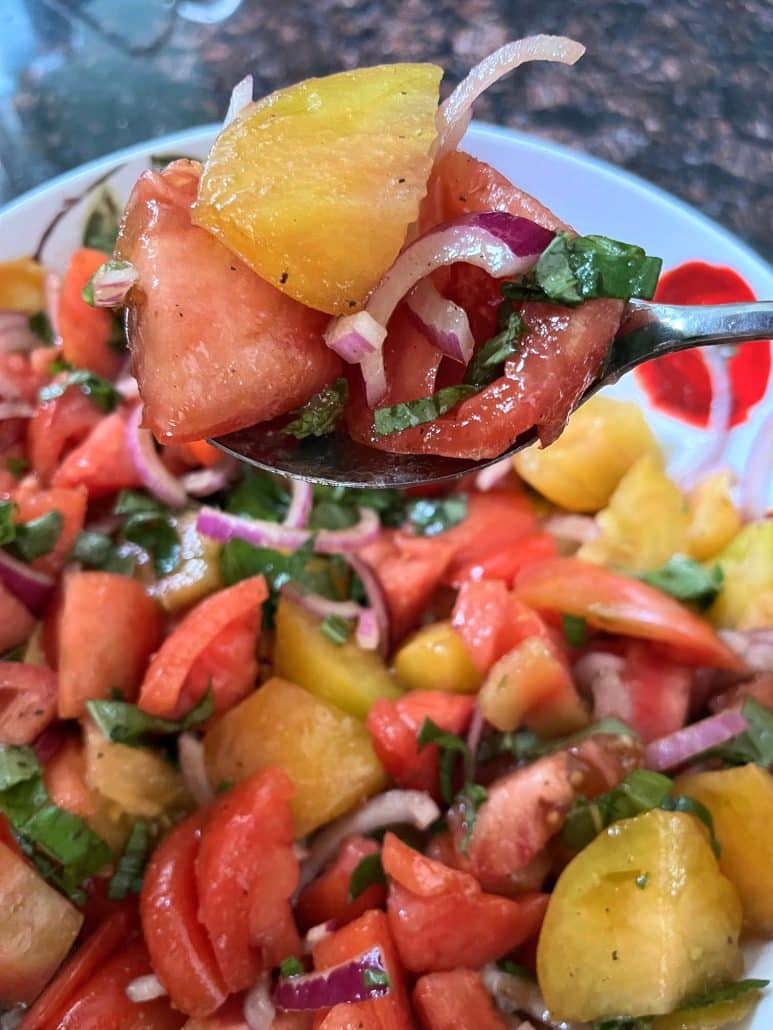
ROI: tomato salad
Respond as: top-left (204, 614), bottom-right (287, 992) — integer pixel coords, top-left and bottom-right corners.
top-left (1, 33), bottom-right (772, 1030)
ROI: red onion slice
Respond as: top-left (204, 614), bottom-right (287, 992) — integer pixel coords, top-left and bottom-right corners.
top-left (0, 551), bottom-right (54, 616)
top-left (354, 607), bottom-right (379, 651)
top-left (44, 272), bottom-right (62, 346)
top-left (543, 513), bottom-right (600, 545)
top-left (436, 35), bottom-right (585, 157)
top-left (284, 479), bottom-right (314, 530)
top-left (126, 405), bottom-right (188, 509)
top-left (196, 504), bottom-right (380, 554)
top-left (741, 409), bottom-right (773, 521)
top-left (88, 261), bottom-right (139, 308)
top-left (223, 73), bottom-right (254, 127)
top-left (343, 551), bottom-right (392, 658)
top-left (178, 732), bottom-right (215, 806)
top-left (125, 974), bottom-right (167, 1003)
top-left (274, 946), bottom-right (390, 1011)
top-left (644, 709), bottom-right (748, 772)
top-left (115, 373), bottom-right (141, 402)
top-left (405, 280), bottom-right (474, 364)
top-left (672, 350), bottom-right (732, 490)
top-left (299, 790), bottom-right (439, 889)
top-left (180, 459), bottom-right (236, 497)
top-left (281, 585), bottom-right (380, 652)
top-left (325, 211), bottom-right (554, 408)
top-left (475, 458), bottom-right (512, 492)
top-left (0, 312), bottom-right (38, 354)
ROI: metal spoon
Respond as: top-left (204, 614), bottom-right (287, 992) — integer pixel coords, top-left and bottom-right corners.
top-left (211, 299), bottom-right (773, 488)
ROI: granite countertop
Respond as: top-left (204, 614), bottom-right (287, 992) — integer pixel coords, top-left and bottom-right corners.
top-left (1, 0), bottom-right (771, 260)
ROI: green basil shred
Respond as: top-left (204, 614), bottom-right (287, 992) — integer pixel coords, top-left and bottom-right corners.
top-left (638, 554), bottom-right (724, 608)
top-left (108, 819), bottom-right (151, 899)
top-left (86, 689), bottom-right (213, 746)
top-left (39, 369), bottom-right (122, 413)
top-left (284, 378), bottom-right (349, 439)
top-left (348, 852), bottom-right (386, 901)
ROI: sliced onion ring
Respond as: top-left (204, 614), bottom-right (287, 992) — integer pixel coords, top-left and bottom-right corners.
top-left (436, 35), bottom-right (585, 157)
top-left (405, 279), bottom-right (474, 364)
top-left (0, 551), bottom-right (54, 616)
top-left (88, 260), bottom-right (139, 308)
top-left (475, 458), bottom-right (512, 491)
top-left (224, 73), bottom-right (253, 127)
top-left (644, 709), bottom-right (748, 772)
top-left (196, 504), bottom-right (380, 554)
top-left (281, 584), bottom-right (380, 652)
top-left (671, 349), bottom-right (732, 490)
top-left (178, 732), bottom-right (215, 806)
top-left (44, 272), bottom-right (62, 346)
top-left (180, 459), bottom-right (236, 497)
top-left (343, 551), bottom-right (391, 657)
top-left (274, 946), bottom-right (389, 1011)
top-left (126, 404), bottom-right (188, 509)
top-left (325, 211), bottom-right (554, 408)
top-left (0, 312), bottom-right (38, 354)
top-left (741, 409), bottom-right (773, 521)
top-left (284, 479), bottom-right (314, 530)
top-left (299, 789), bottom-right (439, 889)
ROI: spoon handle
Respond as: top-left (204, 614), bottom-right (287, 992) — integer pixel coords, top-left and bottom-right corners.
top-left (606, 298), bottom-right (773, 382)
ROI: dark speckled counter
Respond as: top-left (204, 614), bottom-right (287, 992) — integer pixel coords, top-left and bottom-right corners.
top-left (1, 0), bottom-right (771, 260)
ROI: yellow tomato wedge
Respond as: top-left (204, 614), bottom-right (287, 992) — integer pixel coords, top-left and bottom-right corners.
top-left (194, 64), bottom-right (442, 315)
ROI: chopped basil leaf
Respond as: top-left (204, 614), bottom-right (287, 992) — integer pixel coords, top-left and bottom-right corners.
top-left (71, 531), bottom-right (135, 575)
top-left (86, 689), bottom-right (213, 746)
top-left (456, 781), bottom-right (488, 852)
top-left (561, 613), bottom-right (589, 648)
top-left (503, 232), bottom-right (662, 307)
top-left (279, 956), bottom-right (304, 978)
top-left (373, 384), bottom-right (477, 437)
top-left (683, 978), bottom-right (769, 1009)
top-left (320, 613), bottom-right (352, 645)
top-left (0, 745), bottom-right (111, 902)
top-left (6, 457), bottom-right (29, 479)
top-left (122, 511), bottom-right (180, 576)
top-left (478, 717), bottom-right (636, 766)
top-left (226, 471), bottom-right (289, 522)
top-left (82, 186), bottom-right (122, 253)
top-left (108, 819), bottom-right (151, 899)
top-left (309, 485), bottom-right (405, 531)
top-left (48, 356), bottom-right (72, 376)
top-left (28, 310), bottom-right (53, 345)
top-left (284, 378), bottom-right (349, 439)
top-left (658, 795), bottom-right (721, 857)
top-left (417, 718), bottom-right (472, 804)
top-left (699, 698), bottom-right (773, 769)
top-left (406, 495), bottom-right (468, 537)
top-left (40, 369), bottom-right (121, 413)
top-left (638, 554), bottom-right (723, 608)
top-left (2, 509), bottom-right (63, 562)
top-left (592, 1020), bottom-right (651, 1030)
top-left (114, 489), bottom-right (165, 517)
top-left (496, 959), bottom-right (535, 980)
top-left (362, 968), bottom-right (391, 989)
top-left (0, 501), bottom-right (15, 546)
top-left (463, 311), bottom-right (525, 387)
top-left (348, 852), bottom-right (386, 901)
top-left (0, 644), bottom-right (25, 662)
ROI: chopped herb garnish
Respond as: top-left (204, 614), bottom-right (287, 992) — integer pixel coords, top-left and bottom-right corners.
top-left (503, 232), bottom-right (662, 307)
top-left (28, 310), bottom-right (53, 345)
top-left (697, 698), bottom-right (773, 769)
top-left (48, 356), bottom-right (72, 376)
top-left (81, 259), bottom-right (134, 307)
top-left (284, 377), bottom-right (349, 439)
top-left (226, 471), bottom-right (289, 522)
top-left (592, 1020), bottom-right (651, 1030)
top-left (86, 689), bottom-right (213, 746)
top-left (348, 852), bottom-right (386, 901)
top-left (121, 511), bottom-right (180, 575)
top-left (362, 968), bottom-right (391, 989)
top-left (108, 819), bottom-right (151, 899)
top-left (561, 613), bottom-right (589, 648)
top-left (638, 554), bottom-right (723, 608)
top-left (0, 504), bottom-right (63, 562)
top-left (279, 957), bottom-right (304, 978)
top-left (40, 369), bottom-right (121, 413)
top-left (463, 311), bottom-right (525, 387)
top-left (477, 717), bottom-right (635, 766)
top-left (6, 457), bottom-right (29, 479)
top-left (456, 781), bottom-right (488, 852)
top-left (82, 186), bottom-right (122, 253)
top-left (0, 745), bottom-right (111, 902)
top-left (0, 644), bottom-right (25, 662)
top-left (71, 530), bottom-right (135, 575)
top-left (114, 490), bottom-right (165, 517)
top-left (682, 978), bottom-right (769, 1008)
top-left (496, 959), bottom-right (534, 980)
top-left (320, 613), bottom-right (352, 645)
top-left (0, 501), bottom-right (16, 546)
top-left (374, 384), bottom-right (477, 437)
top-left (309, 485), bottom-right (405, 531)
top-left (417, 718), bottom-right (472, 804)
top-left (405, 495), bottom-right (468, 537)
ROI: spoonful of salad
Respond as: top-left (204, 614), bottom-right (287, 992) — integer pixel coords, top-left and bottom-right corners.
top-left (94, 37), bottom-right (773, 487)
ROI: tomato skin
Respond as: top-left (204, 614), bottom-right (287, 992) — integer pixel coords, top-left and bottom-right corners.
top-left (27, 389), bottom-right (103, 484)
top-left (20, 908), bottom-right (134, 1030)
top-left (382, 833), bottom-right (548, 974)
top-left (366, 692), bottom-right (475, 794)
top-left (195, 767), bottom-right (299, 992)
top-left (311, 909), bottom-right (412, 1030)
top-left (52, 410), bottom-right (143, 498)
top-left (141, 813), bottom-right (228, 1018)
top-left (450, 531), bottom-right (558, 588)
top-left (515, 557), bottom-right (742, 670)
top-left (12, 483), bottom-right (87, 578)
top-left (42, 735), bottom-right (95, 818)
top-left (57, 572), bottom-right (161, 718)
top-left (296, 836), bottom-right (386, 933)
top-left (56, 937), bottom-right (185, 1029)
top-left (0, 583), bottom-right (35, 655)
top-left (139, 576), bottom-right (267, 719)
top-left (179, 613), bottom-right (261, 717)
top-left (440, 491), bottom-right (539, 587)
top-left (451, 581), bottom-right (550, 675)
top-left (0, 662), bottom-right (57, 745)
top-left (58, 248), bottom-right (122, 379)
top-left (413, 969), bottom-right (507, 1029)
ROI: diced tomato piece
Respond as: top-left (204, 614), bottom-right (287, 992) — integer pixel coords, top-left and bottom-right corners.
top-left (116, 161), bottom-right (341, 443)
top-left (0, 662), bottom-right (57, 745)
top-left (12, 482), bottom-right (87, 577)
top-left (42, 735), bottom-right (95, 818)
top-left (413, 969), bottom-right (507, 1030)
top-left (382, 833), bottom-right (548, 973)
top-left (0, 582), bottom-right (35, 654)
top-left (21, 908), bottom-right (134, 1030)
top-left (52, 410), bottom-right (143, 498)
top-left (141, 813), bottom-right (228, 1018)
top-left (440, 491), bottom-right (539, 586)
top-left (451, 581), bottom-right (551, 676)
top-left (58, 247), bottom-right (122, 379)
top-left (55, 937), bottom-right (185, 1029)
top-left (450, 531), bottom-right (558, 588)
top-left (515, 557), bottom-right (742, 669)
top-left (139, 576), bottom-right (267, 719)
top-left (195, 767), bottom-right (299, 992)
top-left (296, 836), bottom-right (386, 933)
top-left (180, 613), bottom-right (261, 718)
top-left (27, 389), bottom-right (103, 484)
top-left (591, 640), bottom-right (692, 743)
top-left (356, 529), bottom-right (455, 649)
top-left (57, 571), bottom-right (161, 718)
top-left (312, 909), bottom-right (412, 1030)
top-left (365, 691), bottom-right (475, 794)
